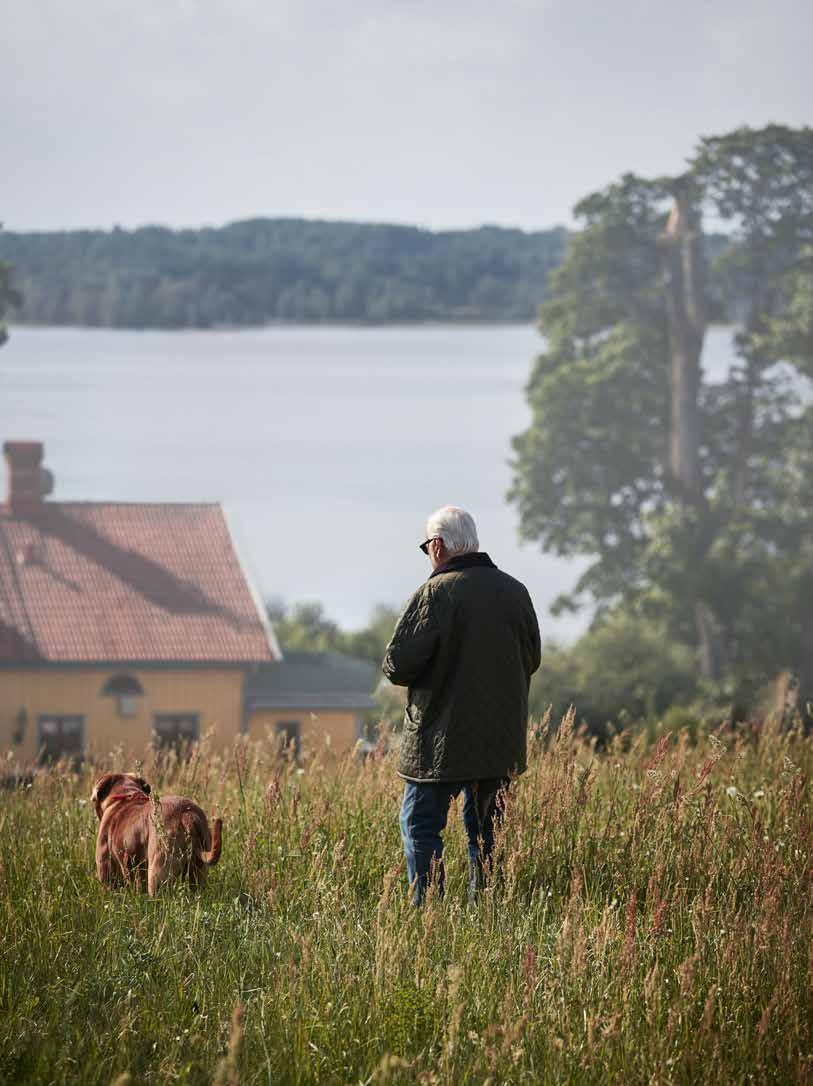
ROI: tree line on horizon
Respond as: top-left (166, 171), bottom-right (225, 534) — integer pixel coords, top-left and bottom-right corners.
top-left (0, 219), bottom-right (572, 328)
top-left (0, 229), bottom-right (20, 347)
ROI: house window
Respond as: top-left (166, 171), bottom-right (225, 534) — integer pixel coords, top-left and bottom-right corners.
top-left (274, 720), bottom-right (302, 757)
top-left (117, 695), bottom-right (138, 718)
top-left (101, 674), bottom-right (144, 718)
top-left (38, 715), bottom-right (84, 765)
top-left (153, 714), bottom-right (199, 753)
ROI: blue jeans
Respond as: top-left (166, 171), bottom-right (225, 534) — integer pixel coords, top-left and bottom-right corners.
top-left (399, 778), bottom-right (508, 905)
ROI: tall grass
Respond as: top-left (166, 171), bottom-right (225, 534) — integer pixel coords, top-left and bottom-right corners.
top-left (1, 713), bottom-right (810, 1084)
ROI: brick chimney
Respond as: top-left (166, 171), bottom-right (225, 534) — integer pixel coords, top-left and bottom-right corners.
top-left (3, 442), bottom-right (54, 516)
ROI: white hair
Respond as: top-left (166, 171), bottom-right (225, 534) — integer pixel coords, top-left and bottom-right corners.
top-left (425, 505), bottom-right (479, 556)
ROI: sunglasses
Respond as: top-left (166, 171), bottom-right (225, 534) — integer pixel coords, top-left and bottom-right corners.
top-left (419, 536), bottom-right (440, 555)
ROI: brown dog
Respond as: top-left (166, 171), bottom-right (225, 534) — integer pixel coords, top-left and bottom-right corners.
top-left (91, 772), bottom-right (222, 895)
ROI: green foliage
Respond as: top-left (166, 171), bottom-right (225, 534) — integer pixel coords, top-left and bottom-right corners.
top-left (1, 724), bottom-right (810, 1083)
top-left (758, 245), bottom-right (813, 373)
top-left (510, 125), bottom-right (813, 696)
top-left (530, 612), bottom-right (698, 734)
top-left (266, 599), bottom-right (400, 666)
top-left (266, 598), bottom-right (344, 654)
top-left (0, 220), bottom-right (569, 328)
top-left (687, 126), bottom-right (813, 691)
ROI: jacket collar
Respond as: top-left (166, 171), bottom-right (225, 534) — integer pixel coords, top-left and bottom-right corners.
top-left (429, 552), bottom-right (497, 579)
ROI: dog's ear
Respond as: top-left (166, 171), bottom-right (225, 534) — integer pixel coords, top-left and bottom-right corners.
top-left (91, 773), bottom-right (121, 819)
top-left (134, 777), bottom-right (151, 796)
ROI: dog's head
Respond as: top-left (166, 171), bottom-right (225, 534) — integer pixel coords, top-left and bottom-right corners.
top-left (91, 772), bottom-right (151, 820)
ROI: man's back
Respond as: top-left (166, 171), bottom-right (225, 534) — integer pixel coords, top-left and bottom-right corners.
top-left (383, 552), bottom-right (541, 782)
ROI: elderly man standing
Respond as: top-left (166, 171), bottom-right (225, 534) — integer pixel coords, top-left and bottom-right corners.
top-left (382, 505), bottom-right (541, 905)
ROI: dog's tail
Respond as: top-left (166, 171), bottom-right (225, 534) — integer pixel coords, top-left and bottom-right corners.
top-left (198, 816), bottom-right (222, 866)
top-left (182, 811), bottom-right (223, 866)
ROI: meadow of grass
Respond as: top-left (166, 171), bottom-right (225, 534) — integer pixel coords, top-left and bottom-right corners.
top-left (0, 712), bottom-right (810, 1085)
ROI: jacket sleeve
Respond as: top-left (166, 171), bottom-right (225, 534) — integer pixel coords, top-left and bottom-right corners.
top-left (381, 584), bottom-right (445, 687)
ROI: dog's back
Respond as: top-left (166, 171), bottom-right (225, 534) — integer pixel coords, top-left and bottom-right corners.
top-left (159, 796), bottom-right (223, 890)
top-left (96, 786), bottom-right (152, 887)
top-left (92, 774), bottom-right (222, 894)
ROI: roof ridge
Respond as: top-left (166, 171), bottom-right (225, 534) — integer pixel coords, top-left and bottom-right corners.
top-left (51, 500), bottom-right (223, 508)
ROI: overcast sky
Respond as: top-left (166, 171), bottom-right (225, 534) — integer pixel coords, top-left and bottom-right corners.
top-left (2, 0), bottom-right (811, 234)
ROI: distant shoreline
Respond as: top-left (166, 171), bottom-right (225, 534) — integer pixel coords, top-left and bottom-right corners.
top-left (0, 219), bottom-right (568, 330)
top-left (6, 318), bottom-right (541, 334)
top-left (3, 319), bottom-right (740, 336)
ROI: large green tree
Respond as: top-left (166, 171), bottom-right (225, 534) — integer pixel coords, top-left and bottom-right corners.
top-left (509, 125), bottom-right (813, 699)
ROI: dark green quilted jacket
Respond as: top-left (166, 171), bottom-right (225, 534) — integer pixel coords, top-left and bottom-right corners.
top-left (382, 553), bottom-right (541, 782)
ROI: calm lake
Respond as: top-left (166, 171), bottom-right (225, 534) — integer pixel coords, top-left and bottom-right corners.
top-left (1, 323), bottom-right (740, 642)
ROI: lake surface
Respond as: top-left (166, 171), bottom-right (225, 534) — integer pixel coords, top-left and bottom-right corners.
top-left (1, 323), bottom-right (740, 642)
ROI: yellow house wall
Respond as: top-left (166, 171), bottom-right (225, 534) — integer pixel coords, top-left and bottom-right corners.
top-left (247, 707), bottom-right (361, 756)
top-left (0, 667), bottom-right (245, 764)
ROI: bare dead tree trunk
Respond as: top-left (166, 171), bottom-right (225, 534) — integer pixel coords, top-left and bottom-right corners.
top-left (658, 178), bottom-right (723, 680)
top-left (659, 179), bottom-right (705, 497)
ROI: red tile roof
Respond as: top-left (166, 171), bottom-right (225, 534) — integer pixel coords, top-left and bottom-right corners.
top-left (0, 503), bottom-right (278, 664)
